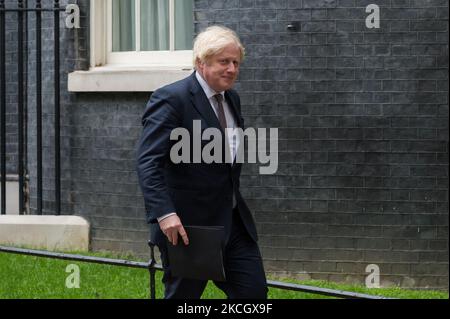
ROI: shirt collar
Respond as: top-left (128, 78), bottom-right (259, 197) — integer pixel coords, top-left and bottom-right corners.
top-left (195, 71), bottom-right (225, 100)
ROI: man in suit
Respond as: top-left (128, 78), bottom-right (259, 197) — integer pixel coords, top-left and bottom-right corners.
top-left (136, 26), bottom-right (267, 299)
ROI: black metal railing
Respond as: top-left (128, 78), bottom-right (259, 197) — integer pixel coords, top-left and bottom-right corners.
top-left (0, 243), bottom-right (391, 299)
top-left (0, 0), bottom-right (63, 215)
top-left (0, 0), bottom-right (5, 215)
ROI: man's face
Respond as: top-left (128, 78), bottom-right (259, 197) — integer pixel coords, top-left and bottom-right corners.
top-left (197, 44), bottom-right (241, 92)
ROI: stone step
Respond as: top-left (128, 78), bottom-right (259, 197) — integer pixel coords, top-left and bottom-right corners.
top-left (0, 215), bottom-right (90, 251)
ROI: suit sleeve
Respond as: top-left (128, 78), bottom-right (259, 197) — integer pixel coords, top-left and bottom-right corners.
top-left (136, 89), bottom-right (181, 224)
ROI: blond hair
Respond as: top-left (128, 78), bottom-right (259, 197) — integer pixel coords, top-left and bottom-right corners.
top-left (193, 25), bottom-right (245, 68)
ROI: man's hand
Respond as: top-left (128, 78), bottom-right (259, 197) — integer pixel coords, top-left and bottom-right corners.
top-left (159, 214), bottom-right (189, 246)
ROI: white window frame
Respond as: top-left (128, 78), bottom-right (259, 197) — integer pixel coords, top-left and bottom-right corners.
top-left (106, 0), bottom-right (193, 67)
top-left (90, 0), bottom-right (108, 68)
top-left (69, 0), bottom-right (193, 92)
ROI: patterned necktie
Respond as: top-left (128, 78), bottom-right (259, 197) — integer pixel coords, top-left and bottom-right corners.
top-left (213, 94), bottom-right (228, 130)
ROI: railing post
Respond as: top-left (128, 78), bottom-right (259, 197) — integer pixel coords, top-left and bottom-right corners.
top-left (0, 0), bottom-right (5, 215)
top-left (17, 0), bottom-right (24, 215)
top-left (148, 241), bottom-right (156, 299)
top-left (36, 0), bottom-right (42, 215)
top-left (53, 0), bottom-right (60, 215)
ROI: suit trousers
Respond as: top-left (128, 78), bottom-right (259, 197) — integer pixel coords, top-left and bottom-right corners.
top-left (158, 208), bottom-right (268, 299)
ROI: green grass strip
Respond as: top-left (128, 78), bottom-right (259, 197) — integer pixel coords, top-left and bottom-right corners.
top-left (0, 250), bottom-right (448, 299)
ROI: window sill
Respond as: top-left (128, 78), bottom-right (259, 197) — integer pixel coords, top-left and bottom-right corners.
top-left (68, 66), bottom-right (194, 92)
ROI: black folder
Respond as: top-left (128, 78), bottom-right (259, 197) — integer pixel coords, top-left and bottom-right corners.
top-left (166, 225), bottom-right (226, 282)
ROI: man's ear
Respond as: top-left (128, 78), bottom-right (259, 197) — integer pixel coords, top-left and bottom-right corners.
top-left (195, 58), bottom-right (203, 71)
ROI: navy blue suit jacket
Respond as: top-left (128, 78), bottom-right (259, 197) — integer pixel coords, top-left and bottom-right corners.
top-left (136, 72), bottom-right (258, 246)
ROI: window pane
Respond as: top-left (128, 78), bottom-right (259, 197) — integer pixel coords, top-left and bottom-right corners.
top-left (141, 0), bottom-right (169, 51)
top-left (175, 0), bottom-right (194, 50)
top-left (112, 0), bottom-right (136, 52)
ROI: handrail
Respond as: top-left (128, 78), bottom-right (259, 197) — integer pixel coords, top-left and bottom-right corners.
top-left (0, 245), bottom-right (391, 299)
